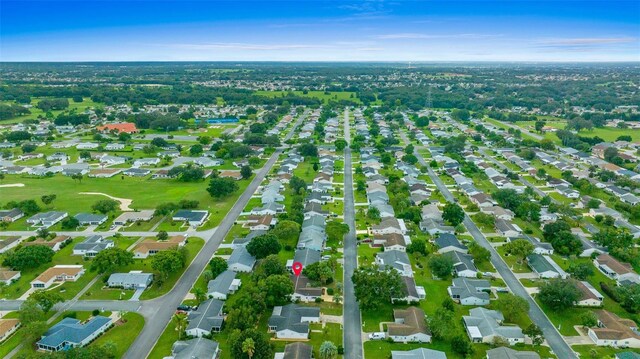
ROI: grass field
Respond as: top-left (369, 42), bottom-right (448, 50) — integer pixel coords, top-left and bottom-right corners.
top-left (1, 97), bottom-right (99, 123)
top-left (0, 174), bottom-right (250, 229)
top-left (255, 90), bottom-right (362, 104)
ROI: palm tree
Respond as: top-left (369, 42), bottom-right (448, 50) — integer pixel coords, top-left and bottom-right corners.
top-left (242, 338), bottom-right (255, 359)
top-left (193, 287), bottom-right (207, 304)
top-left (319, 341), bottom-right (338, 359)
top-left (174, 313), bottom-right (188, 340)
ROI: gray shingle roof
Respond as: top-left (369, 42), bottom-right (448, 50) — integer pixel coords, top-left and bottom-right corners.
top-left (37, 316), bottom-right (111, 348)
top-left (187, 298), bottom-right (224, 332)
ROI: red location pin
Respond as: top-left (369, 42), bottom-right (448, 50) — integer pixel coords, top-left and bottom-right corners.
top-left (292, 262), bottom-right (303, 277)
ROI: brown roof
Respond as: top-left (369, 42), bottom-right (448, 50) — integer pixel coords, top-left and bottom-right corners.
top-left (375, 233), bottom-right (406, 247)
top-left (33, 266), bottom-right (83, 283)
top-left (596, 254), bottom-right (634, 275)
top-left (576, 281), bottom-right (600, 301)
top-left (0, 268), bottom-right (20, 281)
top-left (248, 215), bottom-right (273, 227)
top-left (22, 235), bottom-right (70, 249)
top-left (0, 319), bottom-right (20, 337)
top-left (591, 310), bottom-right (640, 341)
top-left (291, 274), bottom-right (322, 296)
top-left (387, 307), bottom-right (429, 336)
top-left (134, 235), bottom-right (186, 254)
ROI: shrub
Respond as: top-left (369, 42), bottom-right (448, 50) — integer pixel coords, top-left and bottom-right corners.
top-left (92, 309), bottom-right (100, 316)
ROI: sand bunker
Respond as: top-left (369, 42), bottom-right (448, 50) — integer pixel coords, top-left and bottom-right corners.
top-left (0, 183), bottom-right (25, 188)
top-left (79, 192), bottom-right (133, 211)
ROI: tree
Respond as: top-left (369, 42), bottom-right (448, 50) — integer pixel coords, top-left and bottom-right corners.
top-left (581, 311), bottom-right (598, 327)
top-left (240, 165), bottom-right (252, 180)
top-left (451, 334), bottom-right (474, 356)
top-left (60, 216), bottom-right (80, 230)
top-left (156, 230), bottom-right (169, 241)
top-left (567, 263), bottom-right (594, 280)
top-left (367, 206), bottom-right (380, 220)
top-left (334, 139), bottom-right (347, 151)
top-left (207, 177), bottom-right (239, 198)
top-left (29, 290), bottom-right (64, 313)
top-left (229, 329), bottom-right (273, 359)
top-left (303, 261), bottom-right (334, 285)
top-left (429, 307), bottom-right (455, 340)
top-left (326, 221), bottom-right (349, 244)
top-left (406, 238), bottom-right (428, 256)
top-left (452, 109), bottom-right (471, 121)
top-left (496, 293), bottom-right (529, 322)
top-left (468, 242), bottom-right (491, 264)
top-left (503, 239), bottom-right (534, 265)
top-left (247, 233), bottom-right (281, 259)
top-left (538, 279), bottom-right (581, 311)
top-left (92, 199), bottom-right (120, 214)
top-left (428, 254), bottom-right (454, 279)
top-left (151, 249), bottom-right (185, 283)
top-left (260, 274), bottom-right (293, 306)
top-left (174, 313), bottom-right (188, 340)
top-left (535, 120), bottom-right (545, 133)
top-left (242, 338), bottom-right (256, 359)
top-left (91, 247), bottom-right (134, 273)
top-left (523, 324), bottom-right (544, 346)
top-left (189, 144), bottom-right (203, 156)
top-left (21, 143), bottom-right (37, 153)
top-left (351, 266), bottom-right (404, 310)
top-left (443, 202), bottom-right (465, 226)
top-left (19, 298), bottom-right (45, 324)
top-left (298, 143), bottom-right (318, 157)
top-left (271, 220), bottom-right (301, 245)
top-left (209, 257), bottom-right (228, 278)
top-left (319, 341), bottom-right (338, 359)
top-left (3, 245), bottom-right (54, 270)
top-left (41, 194), bottom-right (57, 207)
top-left (71, 173), bottom-right (84, 184)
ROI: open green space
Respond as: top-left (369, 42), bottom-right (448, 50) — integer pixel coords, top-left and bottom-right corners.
top-left (256, 90), bottom-right (362, 104)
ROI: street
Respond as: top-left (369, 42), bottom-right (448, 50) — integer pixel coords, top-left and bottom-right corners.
top-left (342, 108), bottom-right (364, 359)
top-left (400, 131), bottom-right (577, 359)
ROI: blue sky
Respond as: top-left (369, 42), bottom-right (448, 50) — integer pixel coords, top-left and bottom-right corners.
top-left (1, 0), bottom-right (639, 61)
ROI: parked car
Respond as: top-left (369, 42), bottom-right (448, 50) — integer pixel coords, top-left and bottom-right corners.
top-left (368, 332), bottom-right (385, 340)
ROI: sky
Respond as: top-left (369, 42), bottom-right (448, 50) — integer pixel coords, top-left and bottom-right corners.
top-left (1, 0), bottom-right (639, 62)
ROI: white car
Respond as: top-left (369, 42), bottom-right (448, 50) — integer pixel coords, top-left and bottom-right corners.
top-left (368, 332), bottom-right (385, 340)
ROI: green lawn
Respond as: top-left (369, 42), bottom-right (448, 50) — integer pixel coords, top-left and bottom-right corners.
top-left (92, 312), bottom-right (145, 358)
top-left (148, 316), bottom-right (180, 359)
top-left (255, 90), bottom-right (362, 104)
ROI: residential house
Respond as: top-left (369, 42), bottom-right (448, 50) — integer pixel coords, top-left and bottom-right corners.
top-left (123, 168), bottom-right (150, 177)
top-left (391, 348), bottom-right (446, 359)
top-left (133, 235), bottom-right (187, 259)
top-left (444, 251), bottom-right (478, 278)
top-left (36, 316), bottom-right (112, 352)
top-left (0, 319), bottom-right (20, 342)
top-left (290, 274), bottom-right (323, 302)
top-left (207, 270), bottom-right (241, 300)
top-left (31, 265), bottom-right (85, 289)
top-left (0, 268), bottom-right (20, 285)
top-left (419, 218), bottom-right (455, 235)
top-left (113, 210), bottom-right (154, 225)
top-left (376, 250), bottom-right (413, 277)
top-left (387, 307), bottom-right (431, 343)
top-left (526, 254), bottom-right (568, 279)
top-left (435, 233), bottom-right (468, 254)
top-left (26, 211), bottom-right (68, 228)
top-left (594, 254), bottom-right (640, 286)
top-left (186, 298), bottom-right (225, 337)
top-left (171, 338), bottom-right (220, 359)
top-left (495, 219), bottom-right (521, 238)
top-left (486, 347), bottom-right (540, 359)
top-left (268, 304), bottom-right (320, 339)
top-left (576, 281), bottom-right (604, 307)
top-left (227, 247), bottom-right (256, 272)
top-left (0, 208), bottom-right (24, 223)
top-left (275, 343), bottom-right (313, 359)
top-left (73, 235), bottom-right (114, 257)
top-left (74, 213), bottom-right (108, 226)
top-left (372, 218), bottom-right (407, 235)
top-left (97, 122), bottom-right (138, 134)
top-left (107, 272), bottom-right (153, 289)
top-left (588, 310), bottom-right (640, 348)
top-left (173, 209), bottom-right (209, 227)
top-left (23, 235), bottom-right (71, 252)
top-left (448, 278), bottom-right (491, 306)
top-left (463, 308), bottom-right (524, 345)
top-left (481, 206), bottom-right (514, 221)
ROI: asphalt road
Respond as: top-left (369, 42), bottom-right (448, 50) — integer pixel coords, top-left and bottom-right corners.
top-left (122, 111), bottom-right (308, 359)
top-left (342, 108), bottom-right (364, 359)
top-left (401, 131), bottom-right (577, 359)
